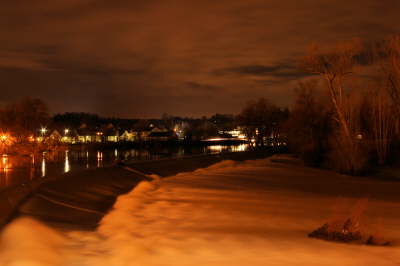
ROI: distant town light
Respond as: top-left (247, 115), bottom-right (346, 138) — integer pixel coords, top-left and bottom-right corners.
top-left (238, 134), bottom-right (246, 139)
top-left (205, 137), bottom-right (226, 142)
top-left (40, 127), bottom-right (47, 134)
top-left (64, 128), bottom-right (69, 135)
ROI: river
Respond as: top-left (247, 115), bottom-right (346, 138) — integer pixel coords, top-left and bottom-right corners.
top-left (0, 143), bottom-right (249, 190)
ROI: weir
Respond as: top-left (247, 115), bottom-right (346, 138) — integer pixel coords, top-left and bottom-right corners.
top-left (5, 150), bottom-right (272, 230)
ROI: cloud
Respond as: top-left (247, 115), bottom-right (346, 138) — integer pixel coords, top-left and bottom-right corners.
top-left (216, 63), bottom-right (310, 80)
top-left (1, 0), bottom-right (400, 117)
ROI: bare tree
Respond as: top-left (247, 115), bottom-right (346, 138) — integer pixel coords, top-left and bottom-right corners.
top-left (376, 35), bottom-right (400, 137)
top-left (302, 39), bottom-right (368, 173)
top-left (303, 39), bottom-right (362, 138)
top-left (366, 85), bottom-right (394, 165)
top-left (384, 36), bottom-right (400, 112)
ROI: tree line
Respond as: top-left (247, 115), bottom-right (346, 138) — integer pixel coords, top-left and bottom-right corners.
top-left (284, 36), bottom-right (400, 174)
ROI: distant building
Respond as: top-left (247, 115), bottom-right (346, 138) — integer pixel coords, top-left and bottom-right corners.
top-left (61, 129), bottom-right (79, 144)
top-left (76, 128), bottom-right (96, 143)
top-left (120, 130), bottom-right (136, 142)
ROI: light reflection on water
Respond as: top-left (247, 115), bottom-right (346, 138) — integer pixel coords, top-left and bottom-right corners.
top-left (1, 155), bottom-right (10, 187)
top-left (207, 143), bottom-right (247, 153)
top-left (0, 144), bottom-right (249, 190)
top-left (64, 151), bottom-right (70, 173)
top-left (97, 151), bottom-right (103, 168)
top-left (41, 157), bottom-right (46, 177)
top-left (86, 151), bottom-right (89, 169)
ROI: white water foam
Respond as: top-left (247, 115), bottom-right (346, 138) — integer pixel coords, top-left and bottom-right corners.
top-left (1, 158), bottom-right (400, 265)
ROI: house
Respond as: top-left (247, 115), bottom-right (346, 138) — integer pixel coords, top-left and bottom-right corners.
top-left (61, 129), bottom-right (79, 144)
top-left (49, 130), bottom-right (62, 142)
top-left (218, 127), bottom-right (246, 140)
top-left (101, 124), bottom-right (119, 142)
top-left (119, 130), bottom-right (138, 142)
top-left (173, 121), bottom-right (188, 140)
top-left (105, 129), bottom-right (119, 142)
top-left (131, 124), bottom-right (158, 141)
top-left (76, 128), bottom-right (96, 143)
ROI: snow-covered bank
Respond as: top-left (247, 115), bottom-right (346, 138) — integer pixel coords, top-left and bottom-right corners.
top-left (1, 156), bottom-right (400, 265)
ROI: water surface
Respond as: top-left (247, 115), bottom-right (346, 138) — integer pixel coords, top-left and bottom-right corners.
top-left (0, 143), bottom-right (249, 189)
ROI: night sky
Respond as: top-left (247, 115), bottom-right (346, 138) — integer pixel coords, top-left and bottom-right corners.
top-left (1, 0), bottom-right (399, 118)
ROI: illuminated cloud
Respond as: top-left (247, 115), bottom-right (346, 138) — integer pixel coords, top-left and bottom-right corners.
top-left (0, 0), bottom-right (399, 117)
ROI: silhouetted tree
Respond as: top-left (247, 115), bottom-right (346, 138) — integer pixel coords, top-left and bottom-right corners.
top-left (285, 81), bottom-right (332, 166)
top-left (0, 97), bottom-right (49, 140)
top-left (237, 98), bottom-right (286, 146)
top-left (184, 118), bottom-right (218, 141)
top-left (209, 114), bottom-right (236, 132)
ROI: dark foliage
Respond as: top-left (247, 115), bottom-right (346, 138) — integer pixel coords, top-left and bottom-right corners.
top-left (285, 81), bottom-right (331, 166)
top-left (308, 219), bottom-right (362, 243)
top-left (237, 98), bottom-right (288, 146)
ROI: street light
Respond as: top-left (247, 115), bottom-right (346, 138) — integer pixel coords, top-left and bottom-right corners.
top-left (40, 127), bottom-right (47, 135)
top-left (40, 128), bottom-right (47, 142)
top-left (0, 135), bottom-right (7, 142)
top-left (0, 133), bottom-right (11, 154)
top-left (64, 128), bottom-right (69, 135)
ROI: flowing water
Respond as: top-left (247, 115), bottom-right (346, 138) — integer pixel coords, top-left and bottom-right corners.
top-left (1, 158), bottom-right (399, 265)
